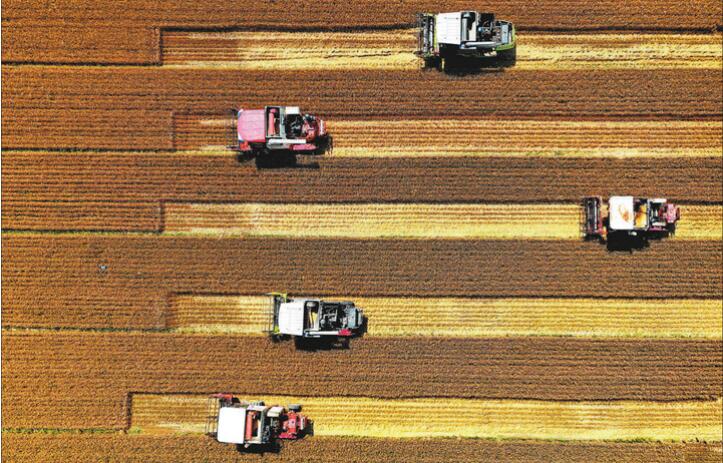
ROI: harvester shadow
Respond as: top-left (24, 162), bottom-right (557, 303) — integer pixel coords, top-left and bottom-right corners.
top-left (235, 441), bottom-right (282, 455)
top-left (605, 234), bottom-right (651, 253)
top-left (440, 57), bottom-right (516, 76)
top-left (235, 152), bottom-right (320, 170)
top-left (293, 336), bottom-right (352, 352)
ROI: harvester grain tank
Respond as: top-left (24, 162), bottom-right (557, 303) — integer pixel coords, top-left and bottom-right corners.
top-left (230, 106), bottom-right (331, 159)
top-left (583, 196), bottom-right (680, 242)
top-left (416, 11), bottom-right (516, 68)
top-left (267, 293), bottom-right (365, 344)
top-left (206, 394), bottom-right (312, 448)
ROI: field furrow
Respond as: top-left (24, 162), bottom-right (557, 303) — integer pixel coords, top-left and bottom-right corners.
top-left (169, 295), bottom-right (723, 338)
top-left (3, 331), bottom-right (721, 428)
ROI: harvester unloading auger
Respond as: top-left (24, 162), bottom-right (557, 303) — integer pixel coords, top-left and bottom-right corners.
top-left (416, 11), bottom-right (516, 69)
top-left (266, 293), bottom-right (365, 346)
top-left (583, 196), bottom-right (680, 244)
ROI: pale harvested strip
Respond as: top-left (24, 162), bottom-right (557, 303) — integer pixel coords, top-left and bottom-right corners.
top-left (330, 148), bottom-right (722, 158)
top-left (168, 295), bottom-right (723, 339)
top-left (676, 206), bottom-right (723, 240)
top-left (132, 394), bottom-right (722, 441)
top-left (328, 120), bottom-right (723, 158)
top-left (173, 117), bottom-right (722, 157)
top-left (161, 31), bottom-right (722, 70)
top-left (162, 203), bottom-right (721, 240)
top-left (164, 203), bottom-right (581, 239)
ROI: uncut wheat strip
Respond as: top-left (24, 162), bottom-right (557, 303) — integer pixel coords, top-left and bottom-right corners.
top-left (168, 295), bottom-right (723, 338)
top-left (162, 203), bottom-right (721, 240)
top-left (161, 31), bottom-right (722, 70)
top-left (132, 394), bottom-right (722, 441)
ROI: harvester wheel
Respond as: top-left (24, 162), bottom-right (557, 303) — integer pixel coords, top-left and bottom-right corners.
top-left (288, 404), bottom-right (302, 412)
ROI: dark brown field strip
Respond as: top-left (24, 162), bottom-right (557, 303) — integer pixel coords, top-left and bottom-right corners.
top-left (2, 109), bottom-right (174, 150)
top-left (1, 201), bottom-right (161, 232)
top-left (3, 154), bottom-right (721, 231)
top-left (4, 0), bottom-right (719, 29)
top-left (3, 68), bottom-right (720, 151)
top-left (3, 331), bottom-right (721, 428)
top-left (2, 235), bottom-right (721, 330)
top-left (3, 0), bottom-right (721, 65)
top-left (2, 434), bottom-right (721, 463)
top-left (1, 25), bottom-right (161, 65)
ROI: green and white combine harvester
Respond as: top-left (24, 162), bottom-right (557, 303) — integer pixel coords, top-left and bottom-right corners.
top-left (266, 293), bottom-right (365, 346)
top-left (417, 11), bottom-right (516, 69)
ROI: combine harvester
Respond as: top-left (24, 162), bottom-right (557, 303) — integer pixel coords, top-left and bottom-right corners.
top-left (230, 106), bottom-right (331, 166)
top-left (267, 293), bottom-right (365, 347)
top-left (583, 196), bottom-right (680, 248)
top-left (416, 11), bottom-right (516, 69)
top-left (206, 394), bottom-right (312, 450)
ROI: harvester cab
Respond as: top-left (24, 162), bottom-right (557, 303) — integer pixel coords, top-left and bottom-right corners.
top-left (206, 394), bottom-right (311, 449)
top-left (267, 293), bottom-right (365, 342)
top-left (582, 196), bottom-right (680, 242)
top-left (417, 11), bottom-right (516, 69)
top-left (230, 106), bottom-right (330, 159)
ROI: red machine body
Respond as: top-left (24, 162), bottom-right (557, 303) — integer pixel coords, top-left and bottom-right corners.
top-left (206, 395), bottom-right (312, 448)
top-left (232, 106), bottom-right (329, 156)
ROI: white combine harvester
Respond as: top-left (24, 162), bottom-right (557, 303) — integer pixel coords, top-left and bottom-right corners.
top-left (583, 196), bottom-right (680, 243)
top-left (267, 293), bottom-right (365, 346)
top-left (416, 11), bottom-right (516, 69)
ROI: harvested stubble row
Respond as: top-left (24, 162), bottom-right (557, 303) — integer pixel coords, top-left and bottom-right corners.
top-left (4, 68), bottom-right (721, 150)
top-left (4, 435), bottom-right (722, 463)
top-left (169, 295), bottom-right (723, 338)
top-left (3, 331), bottom-right (721, 429)
top-left (162, 31), bottom-right (722, 70)
top-left (4, 153), bottom-right (721, 231)
top-left (176, 115), bottom-right (723, 156)
top-left (163, 203), bottom-right (722, 240)
top-left (4, 236), bottom-right (721, 330)
top-left (133, 394), bottom-right (722, 441)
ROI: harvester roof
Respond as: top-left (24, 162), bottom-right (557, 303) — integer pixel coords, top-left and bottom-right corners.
top-left (608, 196), bottom-right (635, 230)
top-left (237, 109), bottom-right (266, 143)
top-left (217, 406), bottom-right (247, 444)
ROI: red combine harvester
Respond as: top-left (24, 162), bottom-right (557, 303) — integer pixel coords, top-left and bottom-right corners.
top-left (206, 394), bottom-right (312, 449)
top-left (583, 196), bottom-right (680, 243)
top-left (230, 106), bottom-right (330, 162)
